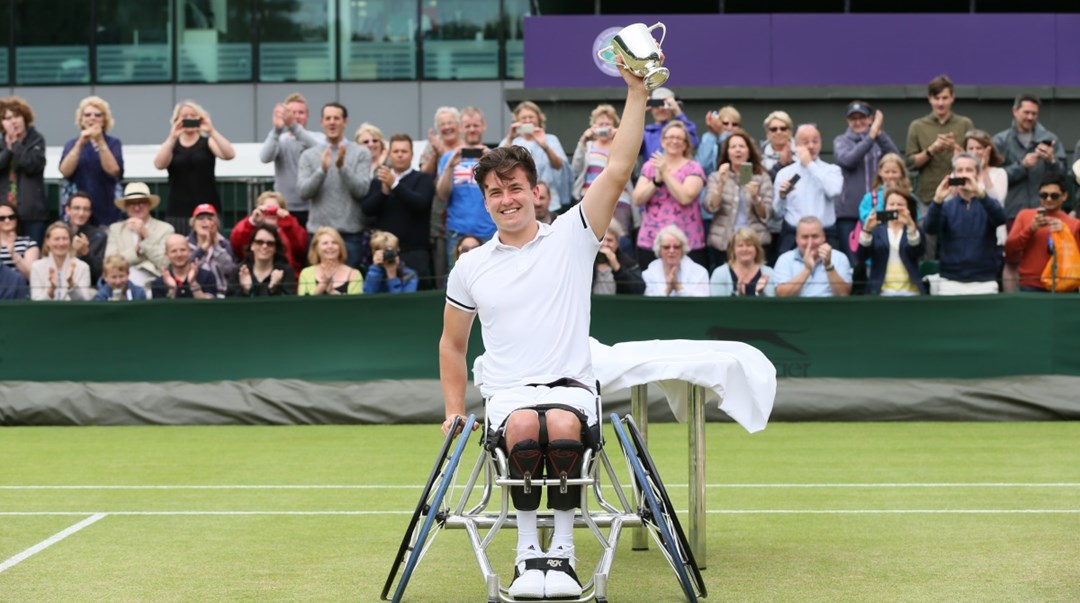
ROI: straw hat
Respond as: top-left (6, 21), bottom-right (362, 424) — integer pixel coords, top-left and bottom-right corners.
top-left (114, 182), bottom-right (161, 211)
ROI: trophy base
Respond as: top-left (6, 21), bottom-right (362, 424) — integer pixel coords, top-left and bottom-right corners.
top-left (643, 67), bottom-right (670, 90)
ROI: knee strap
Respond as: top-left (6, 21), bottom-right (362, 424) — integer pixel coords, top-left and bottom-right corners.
top-left (508, 439), bottom-right (543, 511)
top-left (545, 439), bottom-right (584, 511)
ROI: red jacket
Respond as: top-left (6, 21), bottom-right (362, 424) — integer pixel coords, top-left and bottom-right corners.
top-left (1005, 208), bottom-right (1080, 290)
top-left (230, 214), bottom-right (308, 274)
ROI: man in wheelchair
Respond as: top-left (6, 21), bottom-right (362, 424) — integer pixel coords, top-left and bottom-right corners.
top-left (438, 58), bottom-right (648, 601)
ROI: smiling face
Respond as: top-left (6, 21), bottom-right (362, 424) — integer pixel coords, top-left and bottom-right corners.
top-left (250, 231), bottom-right (278, 262)
top-left (287, 101), bottom-right (309, 127)
top-left (104, 267), bottom-right (129, 291)
top-left (533, 182), bottom-right (550, 220)
top-left (435, 111), bottom-right (460, 143)
top-left (659, 233), bottom-right (684, 267)
top-left (124, 199), bottom-right (151, 221)
top-left (766, 119), bottom-right (791, 148)
top-left (661, 126), bottom-right (689, 158)
top-left (165, 234), bottom-right (191, 270)
top-left (733, 237), bottom-right (757, 264)
top-left (357, 131), bottom-right (383, 160)
top-left (79, 102), bottom-right (105, 130)
top-left (965, 138), bottom-right (990, 166)
top-left (65, 195), bottom-right (93, 228)
top-left (0, 206), bottom-right (16, 233)
top-left (847, 111), bottom-right (870, 135)
top-left (193, 213), bottom-right (215, 236)
top-left (316, 233), bottom-right (343, 263)
top-left (483, 167), bottom-right (537, 236)
top-left (46, 226), bottom-right (71, 257)
top-left (321, 106), bottom-right (347, 142)
top-left (878, 161), bottom-right (903, 188)
top-left (1038, 183), bottom-right (1067, 212)
top-left (462, 113), bottom-right (485, 146)
top-left (1012, 100), bottom-right (1039, 134)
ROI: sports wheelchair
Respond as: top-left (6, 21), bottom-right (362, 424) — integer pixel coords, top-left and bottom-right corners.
top-left (382, 411), bottom-right (706, 602)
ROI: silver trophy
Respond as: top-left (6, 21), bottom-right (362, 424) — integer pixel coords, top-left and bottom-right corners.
top-left (596, 22), bottom-right (668, 89)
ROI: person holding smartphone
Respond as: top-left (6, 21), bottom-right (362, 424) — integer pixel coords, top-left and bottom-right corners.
top-left (992, 94), bottom-right (1066, 223)
top-left (640, 87), bottom-right (698, 161)
top-left (502, 101), bottom-right (569, 211)
top-left (571, 104), bottom-right (632, 235)
top-left (925, 153), bottom-right (1006, 295)
top-left (705, 128), bottom-right (772, 269)
top-left (1004, 173), bottom-right (1080, 292)
top-left (152, 100), bottom-right (236, 234)
top-left (857, 188), bottom-right (925, 295)
top-left (436, 106), bottom-right (493, 272)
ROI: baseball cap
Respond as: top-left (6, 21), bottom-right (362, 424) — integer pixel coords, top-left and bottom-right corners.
top-left (192, 203), bottom-right (217, 217)
top-left (846, 101), bottom-right (871, 117)
top-left (650, 87), bottom-right (675, 101)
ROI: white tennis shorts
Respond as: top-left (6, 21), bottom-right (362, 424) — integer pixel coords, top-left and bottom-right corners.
top-left (485, 384), bottom-right (598, 432)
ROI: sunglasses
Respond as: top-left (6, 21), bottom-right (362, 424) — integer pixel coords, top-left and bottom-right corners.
top-left (0, 214), bottom-right (16, 222)
top-left (251, 239), bottom-right (276, 247)
top-left (768, 126), bottom-right (790, 132)
top-left (1039, 192), bottom-right (1062, 201)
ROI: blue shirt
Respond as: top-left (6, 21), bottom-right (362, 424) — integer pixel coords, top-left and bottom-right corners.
top-left (773, 247), bottom-right (853, 297)
top-left (924, 194), bottom-right (1006, 282)
top-left (438, 150), bottom-right (495, 238)
top-left (773, 159), bottom-right (844, 228)
top-left (61, 134), bottom-right (125, 226)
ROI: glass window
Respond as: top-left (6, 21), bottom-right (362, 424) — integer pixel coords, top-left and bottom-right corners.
top-left (179, 0), bottom-right (255, 82)
top-left (95, 0), bottom-right (172, 83)
top-left (0, 0), bottom-right (9, 85)
top-left (421, 0), bottom-right (499, 80)
top-left (504, 0), bottom-right (531, 79)
top-left (259, 0), bottom-right (337, 82)
top-left (13, 0), bottom-right (92, 84)
top-left (340, 0), bottom-right (417, 80)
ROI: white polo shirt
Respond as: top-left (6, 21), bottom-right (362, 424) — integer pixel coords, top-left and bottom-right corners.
top-left (446, 205), bottom-right (601, 399)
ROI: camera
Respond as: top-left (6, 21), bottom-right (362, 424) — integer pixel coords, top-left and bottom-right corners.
top-left (382, 249), bottom-right (397, 264)
top-left (947, 176), bottom-right (967, 186)
top-left (518, 123), bottom-right (535, 135)
top-left (876, 210), bottom-right (899, 222)
top-left (594, 127), bottom-right (610, 138)
top-left (461, 147), bottom-right (483, 160)
top-left (181, 118), bottom-right (202, 128)
top-left (261, 207), bottom-right (278, 218)
top-left (646, 99), bottom-right (666, 108)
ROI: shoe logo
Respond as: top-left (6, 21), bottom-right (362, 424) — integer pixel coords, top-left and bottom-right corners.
top-left (546, 559), bottom-right (564, 568)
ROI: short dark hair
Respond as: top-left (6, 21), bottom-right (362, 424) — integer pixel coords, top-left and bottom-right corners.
top-left (388, 133), bottom-right (413, 146)
top-left (1038, 172), bottom-right (1067, 192)
top-left (66, 191), bottom-right (93, 207)
top-left (1013, 93), bottom-right (1041, 109)
top-left (928, 75), bottom-right (954, 97)
top-left (472, 146), bottom-right (537, 198)
top-left (249, 224), bottom-right (286, 265)
top-left (321, 102), bottom-right (347, 120)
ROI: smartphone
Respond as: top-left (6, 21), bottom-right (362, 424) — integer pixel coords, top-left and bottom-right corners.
top-left (593, 127), bottom-right (610, 138)
top-left (461, 147), bottom-right (483, 160)
top-left (876, 210), bottom-right (899, 222)
top-left (947, 176), bottom-right (967, 186)
top-left (1038, 138), bottom-right (1054, 147)
top-left (595, 251), bottom-right (609, 265)
top-left (738, 163), bottom-right (753, 186)
top-left (182, 118), bottom-right (201, 128)
top-left (646, 99), bottom-right (666, 108)
top-left (1037, 207), bottom-right (1047, 217)
top-left (787, 174), bottom-right (801, 188)
top-left (517, 123), bottom-right (535, 135)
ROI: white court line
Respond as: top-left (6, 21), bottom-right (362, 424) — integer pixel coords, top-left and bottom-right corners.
top-left (0, 509), bottom-right (1077, 517)
top-left (0, 513), bottom-right (107, 574)
top-left (1, 482), bottom-right (1078, 490)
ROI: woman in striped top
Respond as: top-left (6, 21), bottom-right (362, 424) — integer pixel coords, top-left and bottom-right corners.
top-left (0, 201), bottom-right (38, 279)
top-left (572, 104), bottom-right (633, 240)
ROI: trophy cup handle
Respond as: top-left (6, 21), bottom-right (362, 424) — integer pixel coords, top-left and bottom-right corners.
top-left (648, 22), bottom-right (666, 48)
top-left (597, 45), bottom-right (616, 65)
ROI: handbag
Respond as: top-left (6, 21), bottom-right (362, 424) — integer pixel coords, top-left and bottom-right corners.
top-left (849, 189), bottom-right (879, 253)
top-left (1041, 227), bottom-right (1080, 292)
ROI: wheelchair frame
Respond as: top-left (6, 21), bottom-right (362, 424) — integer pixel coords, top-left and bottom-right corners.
top-left (382, 413), bottom-right (706, 602)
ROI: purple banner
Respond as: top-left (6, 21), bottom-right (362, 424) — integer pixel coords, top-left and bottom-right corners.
top-left (524, 14), bottom-right (1080, 88)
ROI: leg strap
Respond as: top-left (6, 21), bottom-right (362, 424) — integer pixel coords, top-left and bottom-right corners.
top-left (545, 439), bottom-right (584, 511)
top-left (508, 439), bottom-right (543, 511)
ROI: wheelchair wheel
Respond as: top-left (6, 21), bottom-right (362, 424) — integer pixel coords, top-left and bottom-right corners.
top-left (381, 415), bottom-right (476, 602)
top-left (611, 413), bottom-right (706, 602)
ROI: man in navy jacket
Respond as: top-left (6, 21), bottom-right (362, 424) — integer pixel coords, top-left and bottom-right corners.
top-left (925, 152), bottom-right (1006, 295)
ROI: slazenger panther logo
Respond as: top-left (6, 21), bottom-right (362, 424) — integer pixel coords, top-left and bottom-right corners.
top-left (706, 326), bottom-right (807, 356)
top-left (546, 559), bottom-right (565, 568)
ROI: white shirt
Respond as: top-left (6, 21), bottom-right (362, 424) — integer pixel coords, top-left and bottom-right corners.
top-left (642, 256), bottom-right (710, 297)
top-left (773, 158), bottom-right (844, 228)
top-left (446, 205), bottom-right (600, 398)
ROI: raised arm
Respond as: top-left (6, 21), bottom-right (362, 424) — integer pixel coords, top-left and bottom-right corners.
top-left (581, 65), bottom-right (649, 239)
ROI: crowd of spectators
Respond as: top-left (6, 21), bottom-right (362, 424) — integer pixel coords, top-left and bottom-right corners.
top-left (2, 75), bottom-right (1080, 301)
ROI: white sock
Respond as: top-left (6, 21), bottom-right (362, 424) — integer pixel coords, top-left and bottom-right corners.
top-left (550, 508), bottom-right (575, 552)
top-left (516, 510), bottom-right (540, 557)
